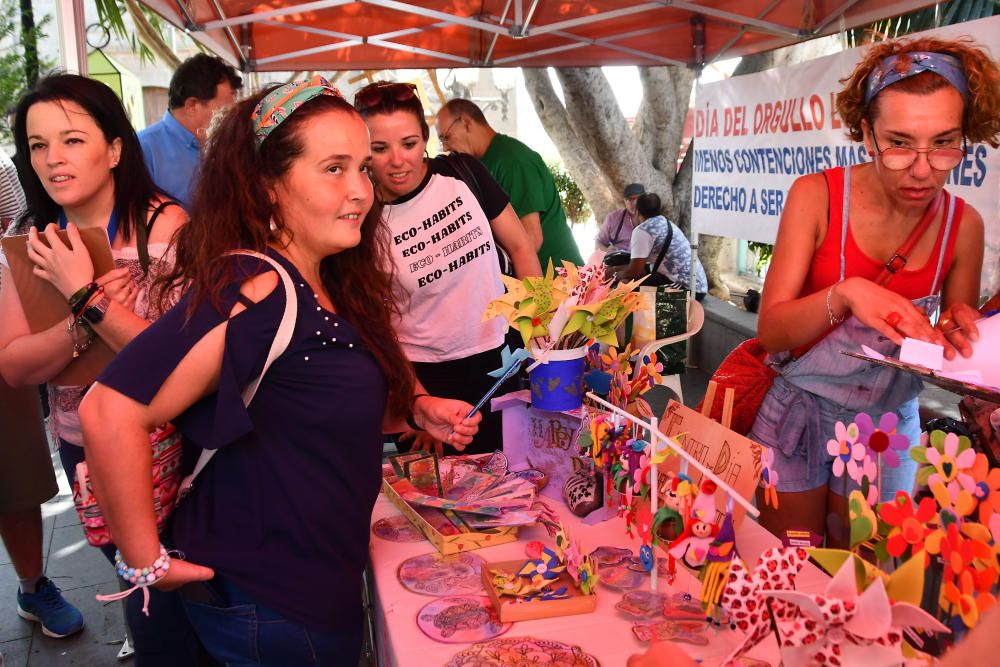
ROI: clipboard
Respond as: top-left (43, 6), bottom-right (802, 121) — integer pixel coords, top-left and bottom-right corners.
top-left (1, 227), bottom-right (116, 386)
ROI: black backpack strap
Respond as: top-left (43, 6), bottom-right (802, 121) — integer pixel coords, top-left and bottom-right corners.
top-left (649, 220), bottom-right (675, 277)
top-left (611, 209), bottom-right (628, 246)
top-left (442, 153), bottom-right (513, 277)
top-left (137, 200), bottom-right (181, 273)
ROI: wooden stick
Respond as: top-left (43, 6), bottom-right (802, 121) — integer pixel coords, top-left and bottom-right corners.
top-left (721, 387), bottom-right (735, 430)
top-left (701, 381), bottom-right (717, 418)
top-left (587, 392), bottom-right (760, 519)
top-left (649, 416), bottom-right (659, 594)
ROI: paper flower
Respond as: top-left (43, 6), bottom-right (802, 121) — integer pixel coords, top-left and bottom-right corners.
top-left (827, 421), bottom-right (864, 479)
top-left (760, 447), bottom-right (779, 509)
top-left (763, 556), bottom-right (949, 667)
top-left (855, 412), bottom-right (910, 468)
top-left (878, 491), bottom-right (936, 559)
top-left (913, 430), bottom-right (976, 497)
top-left (484, 259), bottom-right (645, 350)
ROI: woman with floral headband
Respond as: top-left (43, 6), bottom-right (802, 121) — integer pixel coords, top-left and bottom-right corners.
top-left (751, 36), bottom-right (999, 547)
top-left (354, 81), bottom-right (540, 456)
top-left (79, 78), bottom-right (480, 664)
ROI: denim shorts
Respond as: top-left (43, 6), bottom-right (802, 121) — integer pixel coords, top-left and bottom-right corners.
top-left (750, 380), bottom-right (919, 499)
top-left (180, 576), bottom-right (362, 667)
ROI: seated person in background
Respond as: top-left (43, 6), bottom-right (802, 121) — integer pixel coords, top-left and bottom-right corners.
top-left (596, 182), bottom-right (644, 252)
top-left (619, 192), bottom-right (707, 299)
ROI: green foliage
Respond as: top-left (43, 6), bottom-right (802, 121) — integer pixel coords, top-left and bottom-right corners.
top-left (846, 0), bottom-right (999, 47)
top-left (747, 241), bottom-right (773, 276)
top-left (0, 0), bottom-right (51, 139)
top-left (94, 0), bottom-right (171, 65)
top-left (548, 161), bottom-right (591, 225)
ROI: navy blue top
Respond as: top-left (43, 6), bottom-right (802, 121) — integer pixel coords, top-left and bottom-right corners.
top-left (98, 249), bottom-right (388, 632)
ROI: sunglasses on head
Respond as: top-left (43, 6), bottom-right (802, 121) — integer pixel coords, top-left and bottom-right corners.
top-left (354, 82), bottom-right (418, 112)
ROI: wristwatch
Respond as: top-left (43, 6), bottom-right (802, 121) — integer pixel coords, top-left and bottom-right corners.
top-left (80, 295), bottom-right (111, 327)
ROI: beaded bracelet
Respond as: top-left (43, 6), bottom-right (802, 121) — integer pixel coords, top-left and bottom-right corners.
top-left (97, 545), bottom-right (172, 616)
top-left (113, 545), bottom-right (171, 586)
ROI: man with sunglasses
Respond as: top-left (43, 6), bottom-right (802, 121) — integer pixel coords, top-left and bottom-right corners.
top-left (436, 99), bottom-right (584, 268)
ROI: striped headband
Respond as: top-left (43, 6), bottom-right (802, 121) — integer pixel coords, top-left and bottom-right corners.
top-left (251, 75), bottom-right (344, 147)
top-left (864, 51), bottom-right (968, 106)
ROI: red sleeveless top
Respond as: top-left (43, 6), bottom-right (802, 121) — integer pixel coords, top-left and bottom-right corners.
top-left (801, 166), bottom-right (963, 300)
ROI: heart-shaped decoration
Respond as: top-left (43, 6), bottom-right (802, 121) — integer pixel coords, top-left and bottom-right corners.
top-left (941, 460), bottom-right (954, 480)
top-left (848, 490), bottom-right (877, 548)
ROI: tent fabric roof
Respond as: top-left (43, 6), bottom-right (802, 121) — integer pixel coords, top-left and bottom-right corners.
top-left (141, 0), bottom-right (937, 72)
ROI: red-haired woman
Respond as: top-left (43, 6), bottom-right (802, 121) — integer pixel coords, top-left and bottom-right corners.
top-left (751, 37), bottom-right (999, 546)
top-left (79, 78), bottom-right (480, 664)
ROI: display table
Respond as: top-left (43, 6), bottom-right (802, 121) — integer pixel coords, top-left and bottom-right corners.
top-left (368, 494), bottom-right (830, 666)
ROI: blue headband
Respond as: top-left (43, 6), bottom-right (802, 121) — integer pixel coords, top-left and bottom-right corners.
top-left (864, 52), bottom-right (968, 107)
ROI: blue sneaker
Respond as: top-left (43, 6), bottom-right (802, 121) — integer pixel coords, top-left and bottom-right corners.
top-left (16, 577), bottom-right (85, 638)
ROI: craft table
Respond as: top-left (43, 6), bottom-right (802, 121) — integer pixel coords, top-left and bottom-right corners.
top-left (367, 493), bottom-right (830, 666)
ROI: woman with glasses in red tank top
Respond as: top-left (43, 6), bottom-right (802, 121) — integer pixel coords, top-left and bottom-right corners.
top-left (749, 36), bottom-right (1000, 548)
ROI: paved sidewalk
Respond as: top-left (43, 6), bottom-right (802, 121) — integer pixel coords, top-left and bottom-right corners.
top-left (0, 451), bottom-right (126, 667)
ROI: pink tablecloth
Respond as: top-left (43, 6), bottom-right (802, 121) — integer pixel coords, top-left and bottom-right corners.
top-left (368, 494), bottom-right (829, 666)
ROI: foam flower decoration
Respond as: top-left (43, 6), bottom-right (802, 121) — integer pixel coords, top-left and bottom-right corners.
top-left (826, 421), bottom-right (864, 479)
top-left (763, 556), bottom-right (949, 667)
top-left (938, 522), bottom-right (993, 580)
top-left (969, 452), bottom-right (1000, 525)
top-left (760, 447), bottom-right (779, 509)
top-left (878, 491), bottom-right (936, 559)
top-left (599, 345), bottom-right (634, 375)
top-left (944, 568), bottom-right (995, 628)
top-left (634, 503), bottom-right (654, 544)
top-left (578, 555), bottom-right (599, 595)
top-left (855, 412), bottom-right (910, 468)
top-left (849, 490), bottom-right (878, 549)
top-left (912, 430), bottom-right (976, 495)
top-left (855, 456), bottom-right (879, 507)
top-left (718, 547), bottom-right (810, 666)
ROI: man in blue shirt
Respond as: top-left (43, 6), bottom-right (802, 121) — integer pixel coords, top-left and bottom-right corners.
top-left (139, 54), bottom-right (241, 209)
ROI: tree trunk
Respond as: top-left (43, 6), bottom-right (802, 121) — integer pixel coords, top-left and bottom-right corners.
top-left (521, 68), bottom-right (617, 223)
top-left (19, 0), bottom-right (37, 86)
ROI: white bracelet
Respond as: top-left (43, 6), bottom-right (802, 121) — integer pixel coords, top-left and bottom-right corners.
top-left (826, 283), bottom-right (846, 326)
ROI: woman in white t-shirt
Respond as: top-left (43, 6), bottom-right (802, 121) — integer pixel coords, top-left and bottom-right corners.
top-left (355, 82), bottom-right (541, 455)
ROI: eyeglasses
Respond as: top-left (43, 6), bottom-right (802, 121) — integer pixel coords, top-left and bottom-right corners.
top-left (438, 116), bottom-right (461, 144)
top-left (354, 82), bottom-right (418, 112)
top-left (870, 133), bottom-right (966, 171)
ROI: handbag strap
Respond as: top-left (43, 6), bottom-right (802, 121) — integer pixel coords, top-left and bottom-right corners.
top-left (179, 250), bottom-right (299, 493)
top-left (649, 219), bottom-right (675, 276)
top-left (839, 166), bottom-right (945, 288)
top-left (611, 209), bottom-right (628, 245)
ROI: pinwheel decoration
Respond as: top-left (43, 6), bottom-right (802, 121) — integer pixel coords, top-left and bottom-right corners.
top-left (763, 557), bottom-right (949, 667)
top-left (717, 546), bottom-right (810, 665)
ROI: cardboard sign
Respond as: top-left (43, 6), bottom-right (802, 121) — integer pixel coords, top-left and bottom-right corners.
top-left (1, 228), bottom-right (115, 386)
top-left (656, 400), bottom-right (766, 527)
top-left (495, 390), bottom-right (586, 501)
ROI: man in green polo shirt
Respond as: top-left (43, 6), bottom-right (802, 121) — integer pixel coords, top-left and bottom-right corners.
top-left (435, 99), bottom-right (583, 268)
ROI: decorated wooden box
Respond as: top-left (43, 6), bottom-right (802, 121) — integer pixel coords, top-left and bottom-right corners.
top-left (480, 559), bottom-right (597, 623)
top-left (381, 479), bottom-right (519, 555)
